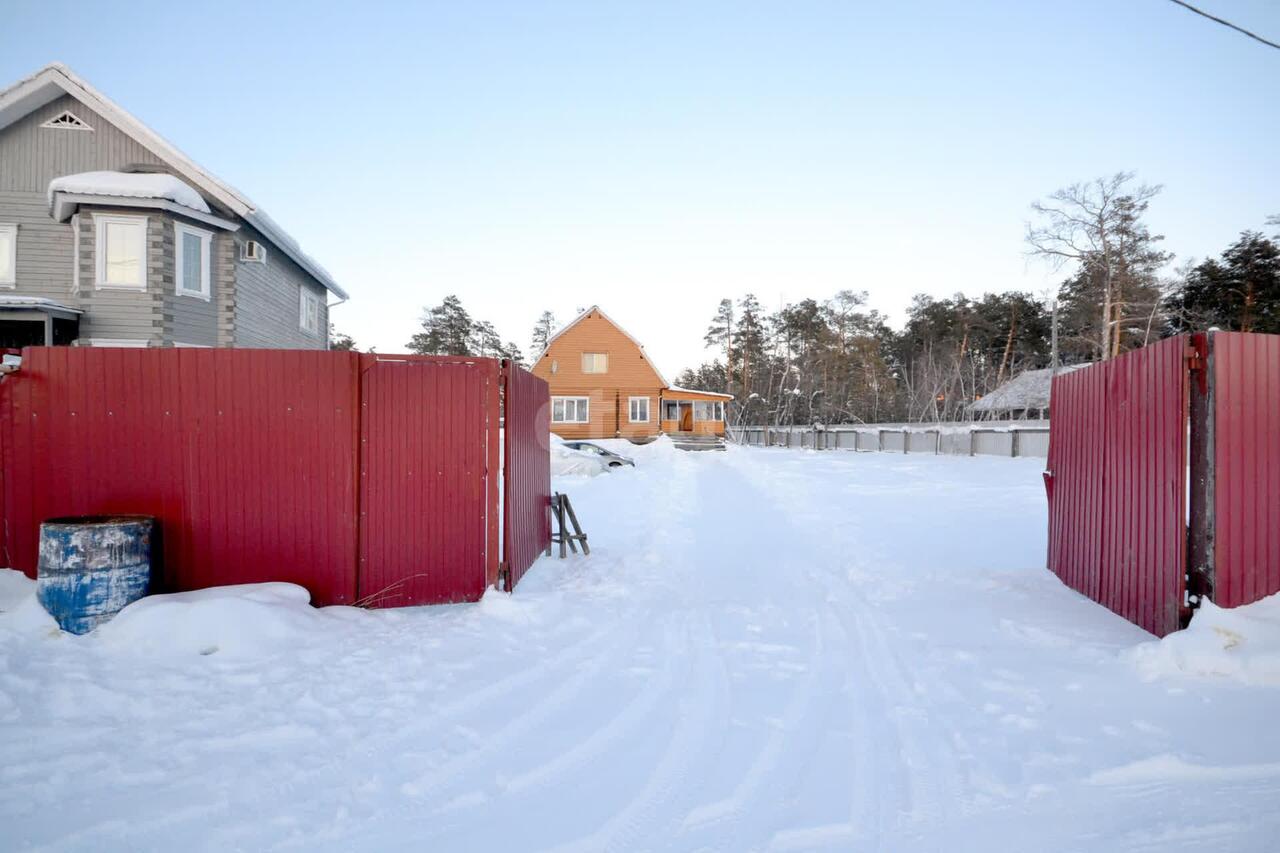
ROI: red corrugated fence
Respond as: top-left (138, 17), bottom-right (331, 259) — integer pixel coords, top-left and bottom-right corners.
top-left (1047, 332), bottom-right (1280, 636)
top-left (502, 360), bottom-right (552, 588)
top-left (0, 347), bottom-right (550, 607)
top-left (1046, 336), bottom-right (1187, 636)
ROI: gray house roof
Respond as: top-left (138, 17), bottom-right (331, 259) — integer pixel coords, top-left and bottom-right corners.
top-left (0, 63), bottom-right (347, 300)
top-left (969, 364), bottom-right (1088, 413)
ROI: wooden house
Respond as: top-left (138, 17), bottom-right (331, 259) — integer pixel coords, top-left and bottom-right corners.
top-left (531, 306), bottom-right (732, 442)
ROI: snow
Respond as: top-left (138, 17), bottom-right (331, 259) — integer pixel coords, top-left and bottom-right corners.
top-left (969, 365), bottom-right (1087, 413)
top-left (0, 295), bottom-right (83, 312)
top-left (96, 583), bottom-right (376, 659)
top-left (47, 170), bottom-right (211, 213)
top-left (2, 448), bottom-right (1279, 850)
top-left (550, 433), bottom-right (611, 476)
top-left (1127, 593), bottom-right (1280, 686)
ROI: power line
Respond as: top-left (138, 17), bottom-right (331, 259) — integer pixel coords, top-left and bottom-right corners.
top-left (1166, 0), bottom-right (1280, 51)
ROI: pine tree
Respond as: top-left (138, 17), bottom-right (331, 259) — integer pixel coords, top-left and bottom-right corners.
top-left (502, 342), bottom-right (526, 366)
top-left (704, 299), bottom-right (734, 393)
top-left (407, 295), bottom-right (474, 355)
top-left (1171, 231), bottom-right (1280, 334)
top-left (328, 324), bottom-right (357, 351)
top-left (530, 311), bottom-right (557, 356)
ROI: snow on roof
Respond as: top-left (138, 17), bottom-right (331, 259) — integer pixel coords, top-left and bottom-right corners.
top-left (535, 305), bottom-right (670, 387)
top-left (48, 171), bottom-right (211, 214)
top-left (968, 364), bottom-right (1088, 412)
top-left (0, 295), bottom-right (82, 313)
top-left (664, 385), bottom-right (734, 400)
top-left (0, 63), bottom-right (347, 300)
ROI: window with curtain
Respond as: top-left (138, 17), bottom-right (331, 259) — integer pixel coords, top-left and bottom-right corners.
top-left (299, 288), bottom-right (321, 335)
top-left (552, 397), bottom-right (590, 423)
top-left (581, 352), bottom-right (608, 373)
top-left (94, 215), bottom-right (147, 289)
top-left (629, 397), bottom-right (649, 422)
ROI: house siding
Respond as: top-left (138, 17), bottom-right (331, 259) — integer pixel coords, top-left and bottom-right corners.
top-left (232, 224), bottom-right (328, 349)
top-left (0, 94), bottom-right (164, 194)
top-left (75, 208), bottom-right (164, 344)
top-left (532, 309), bottom-right (666, 440)
top-left (0, 190), bottom-right (74, 302)
top-left (162, 218), bottom-right (222, 347)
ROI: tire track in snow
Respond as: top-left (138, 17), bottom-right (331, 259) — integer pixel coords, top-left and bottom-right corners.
top-left (718, 449), bottom-right (927, 848)
top-left (499, 616), bottom-right (686, 796)
top-left (399, 619), bottom-right (642, 802)
top-left (680, 612), bottom-right (829, 840)
top-left (545, 612), bottom-right (730, 853)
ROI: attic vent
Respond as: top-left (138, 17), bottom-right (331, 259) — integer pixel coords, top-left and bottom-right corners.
top-left (41, 111), bottom-right (93, 131)
top-left (240, 240), bottom-right (267, 263)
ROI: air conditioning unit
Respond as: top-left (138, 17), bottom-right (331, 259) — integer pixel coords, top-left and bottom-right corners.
top-left (240, 240), bottom-right (267, 263)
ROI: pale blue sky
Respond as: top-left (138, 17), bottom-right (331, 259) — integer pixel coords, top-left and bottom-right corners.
top-left (3, 1), bottom-right (1277, 372)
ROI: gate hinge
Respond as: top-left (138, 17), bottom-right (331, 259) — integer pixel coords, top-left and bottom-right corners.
top-left (1185, 346), bottom-right (1203, 371)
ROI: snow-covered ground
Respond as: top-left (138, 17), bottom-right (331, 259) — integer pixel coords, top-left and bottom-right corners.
top-left (2, 442), bottom-right (1279, 851)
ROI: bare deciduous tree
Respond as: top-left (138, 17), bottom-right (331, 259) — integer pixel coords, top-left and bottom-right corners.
top-left (1026, 172), bottom-right (1166, 360)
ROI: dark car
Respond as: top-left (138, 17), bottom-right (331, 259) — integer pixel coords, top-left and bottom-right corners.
top-left (560, 441), bottom-right (636, 468)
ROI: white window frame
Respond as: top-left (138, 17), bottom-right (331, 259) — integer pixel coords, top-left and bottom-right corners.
top-left (628, 396), bottom-right (650, 423)
top-left (552, 396), bottom-right (590, 424)
top-left (70, 214), bottom-right (80, 293)
top-left (0, 223), bottom-right (16, 288)
top-left (581, 352), bottom-right (608, 374)
top-left (299, 287), bottom-right (322, 336)
top-left (93, 214), bottom-right (148, 290)
top-left (693, 401), bottom-right (724, 422)
top-left (174, 222), bottom-right (212, 300)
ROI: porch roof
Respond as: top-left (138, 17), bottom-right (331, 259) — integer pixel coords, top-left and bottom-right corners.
top-left (0, 296), bottom-right (83, 318)
top-left (662, 386), bottom-right (733, 401)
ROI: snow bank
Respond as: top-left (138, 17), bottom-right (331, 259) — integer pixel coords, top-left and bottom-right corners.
top-left (47, 170), bottom-right (211, 213)
top-left (95, 582), bottom-right (374, 658)
top-left (0, 568), bottom-right (59, 637)
top-left (1, 571), bottom-right (374, 656)
top-left (1127, 593), bottom-right (1280, 686)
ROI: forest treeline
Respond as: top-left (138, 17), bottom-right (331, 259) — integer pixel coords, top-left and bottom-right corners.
top-left (677, 173), bottom-right (1279, 426)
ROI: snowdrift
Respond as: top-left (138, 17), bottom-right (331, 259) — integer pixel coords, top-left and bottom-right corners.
top-left (1127, 592), bottom-right (1280, 686)
top-left (0, 570), bottom-right (374, 658)
top-left (95, 583), bottom-right (375, 658)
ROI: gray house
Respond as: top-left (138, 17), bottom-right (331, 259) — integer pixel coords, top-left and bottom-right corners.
top-left (0, 63), bottom-right (347, 349)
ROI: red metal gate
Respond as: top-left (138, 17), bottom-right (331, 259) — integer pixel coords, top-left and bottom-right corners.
top-left (1046, 336), bottom-right (1189, 637)
top-left (356, 356), bottom-right (500, 606)
top-left (2, 348), bottom-right (550, 608)
top-left (1201, 332), bottom-right (1280, 609)
top-left (502, 360), bottom-right (551, 589)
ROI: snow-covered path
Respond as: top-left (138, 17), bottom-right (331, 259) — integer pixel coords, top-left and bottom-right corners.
top-left (2, 443), bottom-right (1278, 851)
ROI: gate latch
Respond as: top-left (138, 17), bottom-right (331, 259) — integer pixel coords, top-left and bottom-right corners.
top-left (1185, 346), bottom-right (1204, 371)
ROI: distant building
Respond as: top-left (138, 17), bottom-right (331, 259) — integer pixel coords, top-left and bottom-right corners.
top-left (0, 63), bottom-right (347, 349)
top-left (531, 305), bottom-right (731, 442)
top-left (968, 365), bottom-right (1087, 420)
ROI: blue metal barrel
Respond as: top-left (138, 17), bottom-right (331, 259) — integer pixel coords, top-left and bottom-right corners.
top-left (36, 515), bottom-right (154, 635)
